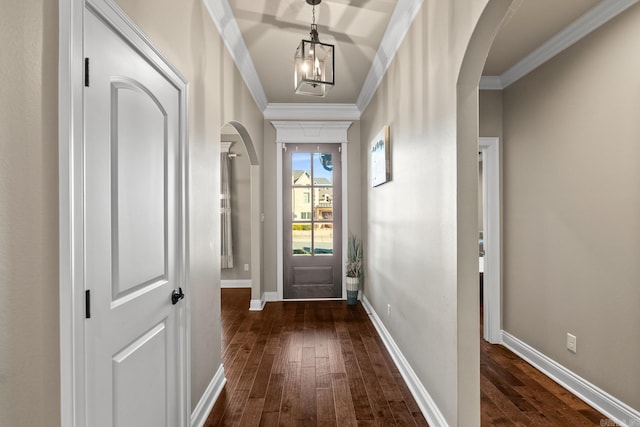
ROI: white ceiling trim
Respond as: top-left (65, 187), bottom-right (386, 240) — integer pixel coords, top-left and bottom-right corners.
top-left (264, 103), bottom-right (361, 120)
top-left (480, 0), bottom-right (639, 90)
top-left (271, 121), bottom-right (353, 143)
top-left (205, 0), bottom-right (423, 117)
top-left (356, 0), bottom-right (424, 112)
top-left (203, 0), bottom-right (269, 111)
top-left (479, 76), bottom-right (504, 90)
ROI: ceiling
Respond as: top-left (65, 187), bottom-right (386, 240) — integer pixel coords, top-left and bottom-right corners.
top-left (483, 0), bottom-right (600, 75)
top-left (228, 0), bottom-right (397, 104)
top-left (214, 0), bottom-right (634, 108)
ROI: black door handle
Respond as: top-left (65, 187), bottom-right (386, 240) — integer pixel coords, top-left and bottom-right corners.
top-left (171, 287), bottom-right (184, 305)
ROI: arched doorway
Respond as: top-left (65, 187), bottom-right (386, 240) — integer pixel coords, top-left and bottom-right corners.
top-left (220, 121), bottom-right (262, 310)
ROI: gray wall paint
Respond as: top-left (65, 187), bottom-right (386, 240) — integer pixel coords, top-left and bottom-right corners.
top-left (0, 0), bottom-right (60, 425)
top-left (480, 91), bottom-right (503, 139)
top-left (502, 3), bottom-right (640, 410)
top-left (359, 1), bottom-right (501, 424)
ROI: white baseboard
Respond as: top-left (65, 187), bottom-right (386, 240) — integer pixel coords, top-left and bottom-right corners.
top-left (360, 295), bottom-right (449, 427)
top-left (220, 279), bottom-right (252, 288)
top-left (249, 291), bottom-right (279, 311)
top-left (190, 364), bottom-right (226, 427)
top-left (249, 291), bottom-right (342, 309)
top-left (501, 331), bottom-right (640, 427)
top-left (249, 298), bottom-right (265, 311)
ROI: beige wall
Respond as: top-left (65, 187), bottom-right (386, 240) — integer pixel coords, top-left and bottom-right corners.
top-left (480, 90), bottom-right (503, 139)
top-left (502, 3), bottom-right (640, 410)
top-left (262, 121), bottom-right (362, 294)
top-left (0, 0), bottom-right (60, 425)
top-left (0, 1), bottom-right (264, 425)
top-left (359, 1), bottom-right (507, 424)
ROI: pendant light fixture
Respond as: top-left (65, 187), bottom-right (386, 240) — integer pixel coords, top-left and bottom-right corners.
top-left (294, 0), bottom-right (335, 96)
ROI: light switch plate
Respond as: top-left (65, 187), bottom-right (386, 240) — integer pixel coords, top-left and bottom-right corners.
top-left (567, 333), bottom-right (577, 353)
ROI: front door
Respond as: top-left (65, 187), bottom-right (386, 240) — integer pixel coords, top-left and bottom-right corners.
top-left (283, 144), bottom-right (342, 299)
top-left (84, 6), bottom-right (186, 426)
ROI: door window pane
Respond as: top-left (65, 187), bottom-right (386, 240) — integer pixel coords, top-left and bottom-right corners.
top-left (313, 188), bottom-right (333, 221)
top-left (313, 153), bottom-right (333, 185)
top-left (292, 189), bottom-right (311, 221)
top-left (292, 223), bottom-right (312, 256)
top-left (292, 153), bottom-right (312, 186)
top-left (314, 223), bottom-right (333, 255)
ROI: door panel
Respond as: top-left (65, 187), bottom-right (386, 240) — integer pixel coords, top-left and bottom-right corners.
top-left (111, 81), bottom-right (167, 300)
top-left (84, 8), bottom-right (183, 427)
top-left (283, 144), bottom-right (342, 299)
top-left (112, 322), bottom-right (168, 427)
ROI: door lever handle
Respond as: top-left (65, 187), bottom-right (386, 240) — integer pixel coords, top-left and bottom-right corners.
top-left (171, 287), bottom-right (185, 305)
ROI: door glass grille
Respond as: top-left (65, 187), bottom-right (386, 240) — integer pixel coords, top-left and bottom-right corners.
top-left (291, 152), bottom-right (334, 256)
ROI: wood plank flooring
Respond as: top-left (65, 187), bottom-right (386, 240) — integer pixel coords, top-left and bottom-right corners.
top-left (206, 289), bottom-right (428, 426)
top-left (206, 289), bottom-right (607, 426)
top-left (480, 339), bottom-right (606, 426)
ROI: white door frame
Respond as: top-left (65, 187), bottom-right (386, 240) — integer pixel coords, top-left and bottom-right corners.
top-left (58, 0), bottom-right (190, 425)
top-left (271, 121), bottom-right (352, 301)
top-left (479, 137), bottom-right (501, 344)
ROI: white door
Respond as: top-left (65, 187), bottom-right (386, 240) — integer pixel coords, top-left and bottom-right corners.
top-left (84, 7), bottom-right (186, 427)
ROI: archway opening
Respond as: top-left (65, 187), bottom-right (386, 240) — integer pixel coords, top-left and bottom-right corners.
top-left (219, 121), bottom-right (262, 310)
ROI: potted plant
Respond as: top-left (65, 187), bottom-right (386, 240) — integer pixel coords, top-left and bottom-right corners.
top-left (345, 233), bottom-right (363, 305)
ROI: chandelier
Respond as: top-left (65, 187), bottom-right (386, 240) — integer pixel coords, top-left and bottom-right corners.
top-left (294, 0), bottom-right (335, 96)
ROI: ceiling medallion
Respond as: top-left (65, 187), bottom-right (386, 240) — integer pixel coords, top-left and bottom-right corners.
top-left (294, 0), bottom-right (335, 97)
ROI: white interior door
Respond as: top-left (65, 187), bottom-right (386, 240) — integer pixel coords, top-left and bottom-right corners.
top-left (84, 7), bottom-right (186, 426)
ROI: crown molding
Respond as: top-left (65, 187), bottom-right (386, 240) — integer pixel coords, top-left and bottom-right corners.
top-left (203, 0), bottom-right (268, 111)
top-left (482, 0), bottom-right (639, 90)
top-left (479, 76), bottom-right (504, 90)
top-left (204, 0), bottom-right (422, 117)
top-left (356, 0), bottom-right (424, 112)
top-left (264, 103), bottom-right (361, 121)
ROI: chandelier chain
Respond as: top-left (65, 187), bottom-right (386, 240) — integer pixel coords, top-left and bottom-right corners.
top-left (312, 4), bottom-right (316, 25)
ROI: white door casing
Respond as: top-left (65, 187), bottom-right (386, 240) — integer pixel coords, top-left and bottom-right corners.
top-left (59, 1), bottom-right (189, 426)
top-left (271, 121), bottom-right (352, 301)
top-left (479, 137), bottom-right (501, 344)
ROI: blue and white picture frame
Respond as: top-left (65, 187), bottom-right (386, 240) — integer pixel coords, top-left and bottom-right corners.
top-left (370, 125), bottom-right (390, 187)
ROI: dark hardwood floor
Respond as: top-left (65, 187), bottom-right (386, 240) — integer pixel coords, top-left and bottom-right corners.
top-left (480, 336), bottom-right (606, 426)
top-left (206, 289), bottom-right (428, 426)
top-left (206, 289), bottom-right (606, 426)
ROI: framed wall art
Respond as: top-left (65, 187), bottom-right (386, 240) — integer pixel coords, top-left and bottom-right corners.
top-left (370, 125), bottom-right (390, 187)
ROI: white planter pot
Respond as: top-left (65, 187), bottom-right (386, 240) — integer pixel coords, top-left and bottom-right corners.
top-left (345, 276), bottom-right (359, 291)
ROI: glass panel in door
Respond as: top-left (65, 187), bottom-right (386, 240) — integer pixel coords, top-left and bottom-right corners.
top-left (283, 144), bottom-right (342, 298)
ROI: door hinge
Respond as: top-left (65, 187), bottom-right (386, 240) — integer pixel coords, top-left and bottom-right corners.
top-left (282, 143), bottom-right (287, 152)
top-left (85, 289), bottom-right (91, 319)
top-left (338, 145), bottom-right (342, 153)
top-left (84, 58), bottom-right (90, 87)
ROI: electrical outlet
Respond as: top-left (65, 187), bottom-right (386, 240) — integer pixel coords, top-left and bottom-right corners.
top-left (567, 333), bottom-right (577, 353)
top-left (387, 304), bottom-right (391, 317)
top-left (243, 263), bottom-right (249, 271)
